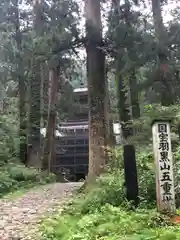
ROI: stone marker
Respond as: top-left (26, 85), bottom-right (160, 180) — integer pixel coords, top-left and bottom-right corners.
top-left (123, 144), bottom-right (139, 207)
top-left (152, 120), bottom-right (176, 214)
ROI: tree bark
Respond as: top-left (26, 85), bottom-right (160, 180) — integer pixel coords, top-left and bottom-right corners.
top-left (28, 0), bottom-right (43, 166)
top-left (104, 74), bottom-right (115, 147)
top-left (123, 0), bottom-right (140, 119)
top-left (116, 62), bottom-right (132, 139)
top-left (151, 0), bottom-right (173, 106)
top-left (14, 0), bottom-right (27, 165)
top-left (85, 0), bottom-right (107, 178)
top-left (129, 68), bottom-right (140, 119)
top-left (42, 67), bottom-right (59, 172)
top-left (111, 0), bottom-right (132, 140)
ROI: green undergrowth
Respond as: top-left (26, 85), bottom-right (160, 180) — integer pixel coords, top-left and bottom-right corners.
top-left (40, 146), bottom-right (180, 240)
top-left (0, 113), bottom-right (56, 198)
top-left (40, 176), bottom-right (180, 240)
top-left (40, 181), bottom-right (180, 240)
top-left (0, 163), bottom-right (56, 198)
top-left (41, 204), bottom-right (180, 240)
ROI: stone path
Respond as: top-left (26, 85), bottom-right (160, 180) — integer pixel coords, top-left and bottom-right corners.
top-left (0, 182), bottom-right (82, 240)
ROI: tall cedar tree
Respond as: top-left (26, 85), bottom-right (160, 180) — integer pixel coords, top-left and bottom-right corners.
top-left (42, 66), bottom-right (59, 172)
top-left (112, 0), bottom-right (132, 139)
top-left (85, 0), bottom-right (107, 177)
top-left (14, 1), bottom-right (27, 164)
top-left (151, 0), bottom-right (173, 106)
top-left (124, 0), bottom-right (140, 119)
top-left (28, 0), bottom-right (43, 166)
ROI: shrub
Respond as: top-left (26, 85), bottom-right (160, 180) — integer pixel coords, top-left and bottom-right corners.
top-left (0, 113), bottom-right (19, 166)
top-left (3, 163), bottom-right (57, 185)
top-left (7, 164), bottom-right (39, 182)
top-left (0, 172), bottom-right (17, 196)
top-left (42, 172), bottom-right (57, 183)
top-left (78, 172), bottom-right (126, 214)
top-left (0, 164), bottom-right (56, 197)
top-left (135, 150), bottom-right (156, 205)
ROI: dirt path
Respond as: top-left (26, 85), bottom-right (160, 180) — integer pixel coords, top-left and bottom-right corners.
top-left (0, 182), bottom-right (82, 240)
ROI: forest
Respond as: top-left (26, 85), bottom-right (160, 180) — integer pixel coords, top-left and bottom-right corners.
top-left (0, 0), bottom-right (180, 239)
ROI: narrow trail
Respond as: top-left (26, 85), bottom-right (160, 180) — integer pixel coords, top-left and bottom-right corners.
top-left (0, 182), bottom-right (82, 240)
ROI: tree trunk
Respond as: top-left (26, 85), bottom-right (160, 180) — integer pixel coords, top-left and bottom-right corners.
top-left (129, 68), bottom-right (140, 119)
top-left (27, 0), bottom-right (43, 166)
top-left (85, 0), bottom-right (107, 178)
top-left (123, 0), bottom-right (140, 119)
top-left (43, 62), bottom-right (49, 126)
top-left (14, 0), bottom-right (27, 165)
top-left (111, 0), bottom-right (132, 140)
top-left (116, 62), bottom-right (132, 139)
top-left (151, 0), bottom-right (173, 106)
top-left (104, 75), bottom-right (115, 147)
top-left (27, 59), bottom-right (41, 167)
top-left (42, 67), bottom-right (59, 172)
top-left (104, 73), bottom-right (115, 163)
